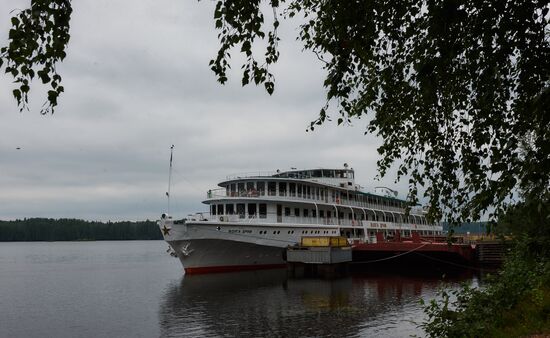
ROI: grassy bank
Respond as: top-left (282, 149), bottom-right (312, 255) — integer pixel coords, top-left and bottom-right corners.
top-left (422, 238), bottom-right (550, 337)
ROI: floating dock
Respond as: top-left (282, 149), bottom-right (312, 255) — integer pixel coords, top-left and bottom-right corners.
top-left (286, 237), bottom-right (352, 278)
top-left (286, 233), bottom-right (507, 276)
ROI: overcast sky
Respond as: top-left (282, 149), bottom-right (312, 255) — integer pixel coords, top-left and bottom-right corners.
top-left (0, 0), bottom-right (409, 221)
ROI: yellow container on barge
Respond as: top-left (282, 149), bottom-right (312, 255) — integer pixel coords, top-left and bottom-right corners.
top-left (300, 236), bottom-right (349, 247)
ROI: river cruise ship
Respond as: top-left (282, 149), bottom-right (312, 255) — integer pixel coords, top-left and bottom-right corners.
top-left (158, 166), bottom-right (443, 274)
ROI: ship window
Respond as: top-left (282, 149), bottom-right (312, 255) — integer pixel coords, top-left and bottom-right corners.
top-left (327, 211), bottom-right (331, 218)
top-left (325, 170), bottom-right (334, 178)
top-left (306, 186), bottom-right (311, 199)
top-left (238, 182), bottom-right (245, 196)
top-left (297, 184), bottom-right (302, 198)
top-left (304, 209), bottom-right (309, 217)
top-left (248, 203), bottom-right (256, 217)
top-left (320, 210), bottom-right (325, 218)
top-left (312, 209), bottom-right (317, 218)
top-left (259, 204), bottom-right (267, 218)
top-left (294, 208), bottom-right (300, 217)
top-left (284, 207), bottom-right (291, 216)
top-left (338, 212), bottom-right (344, 219)
top-left (257, 182), bottom-right (265, 195)
top-left (237, 203), bottom-right (245, 218)
top-left (217, 204), bottom-right (224, 215)
top-left (279, 182), bottom-right (287, 196)
top-left (246, 182), bottom-right (254, 191)
top-left (289, 183), bottom-right (296, 196)
top-left (230, 184), bottom-right (236, 197)
top-left (313, 170), bottom-right (322, 177)
top-left (268, 182), bottom-right (276, 196)
top-left (226, 204), bottom-right (234, 215)
top-left (211, 204), bottom-right (217, 215)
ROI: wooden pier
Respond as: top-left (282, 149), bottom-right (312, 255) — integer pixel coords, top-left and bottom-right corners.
top-left (476, 241), bottom-right (507, 265)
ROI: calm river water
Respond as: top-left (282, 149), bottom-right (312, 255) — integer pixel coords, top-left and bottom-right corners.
top-left (0, 241), bottom-right (479, 337)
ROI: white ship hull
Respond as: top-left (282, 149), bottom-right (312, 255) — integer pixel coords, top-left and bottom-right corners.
top-left (159, 217), bottom-right (339, 274)
top-left (167, 239), bottom-right (286, 274)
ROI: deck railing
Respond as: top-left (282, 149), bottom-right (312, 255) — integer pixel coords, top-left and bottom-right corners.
top-left (205, 188), bottom-right (423, 216)
top-left (224, 171), bottom-right (278, 180)
top-left (186, 212), bottom-right (440, 230)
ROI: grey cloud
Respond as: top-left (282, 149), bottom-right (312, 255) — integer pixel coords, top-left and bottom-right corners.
top-left (0, 0), bottom-right (412, 221)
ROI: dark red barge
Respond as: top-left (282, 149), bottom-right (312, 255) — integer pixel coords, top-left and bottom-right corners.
top-left (351, 232), bottom-right (477, 267)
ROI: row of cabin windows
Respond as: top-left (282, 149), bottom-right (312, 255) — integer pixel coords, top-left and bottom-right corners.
top-left (275, 169), bottom-right (353, 179)
top-left (252, 230), bottom-right (339, 235)
top-left (368, 230), bottom-right (442, 236)
top-left (212, 203), bottom-right (267, 218)
top-left (210, 203), bottom-right (429, 224)
top-left (226, 181), bottom-right (405, 208)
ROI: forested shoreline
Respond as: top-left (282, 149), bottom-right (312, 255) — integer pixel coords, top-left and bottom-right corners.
top-left (0, 218), bottom-right (162, 241)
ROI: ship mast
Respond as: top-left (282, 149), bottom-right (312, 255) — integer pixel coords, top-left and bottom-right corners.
top-left (167, 145), bottom-right (174, 214)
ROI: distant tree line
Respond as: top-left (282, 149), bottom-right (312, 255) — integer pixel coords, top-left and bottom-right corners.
top-left (0, 218), bottom-right (162, 241)
top-left (441, 222), bottom-right (488, 235)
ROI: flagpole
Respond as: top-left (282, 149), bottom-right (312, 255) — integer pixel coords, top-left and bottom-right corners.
top-left (167, 145), bottom-right (174, 214)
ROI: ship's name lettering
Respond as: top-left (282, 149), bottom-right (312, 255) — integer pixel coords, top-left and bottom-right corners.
top-left (228, 229), bottom-right (252, 234)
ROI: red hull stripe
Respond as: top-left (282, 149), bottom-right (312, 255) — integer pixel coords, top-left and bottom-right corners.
top-left (185, 263), bottom-right (286, 275)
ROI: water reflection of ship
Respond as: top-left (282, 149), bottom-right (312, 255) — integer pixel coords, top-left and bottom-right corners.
top-left (158, 270), bottom-right (477, 337)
